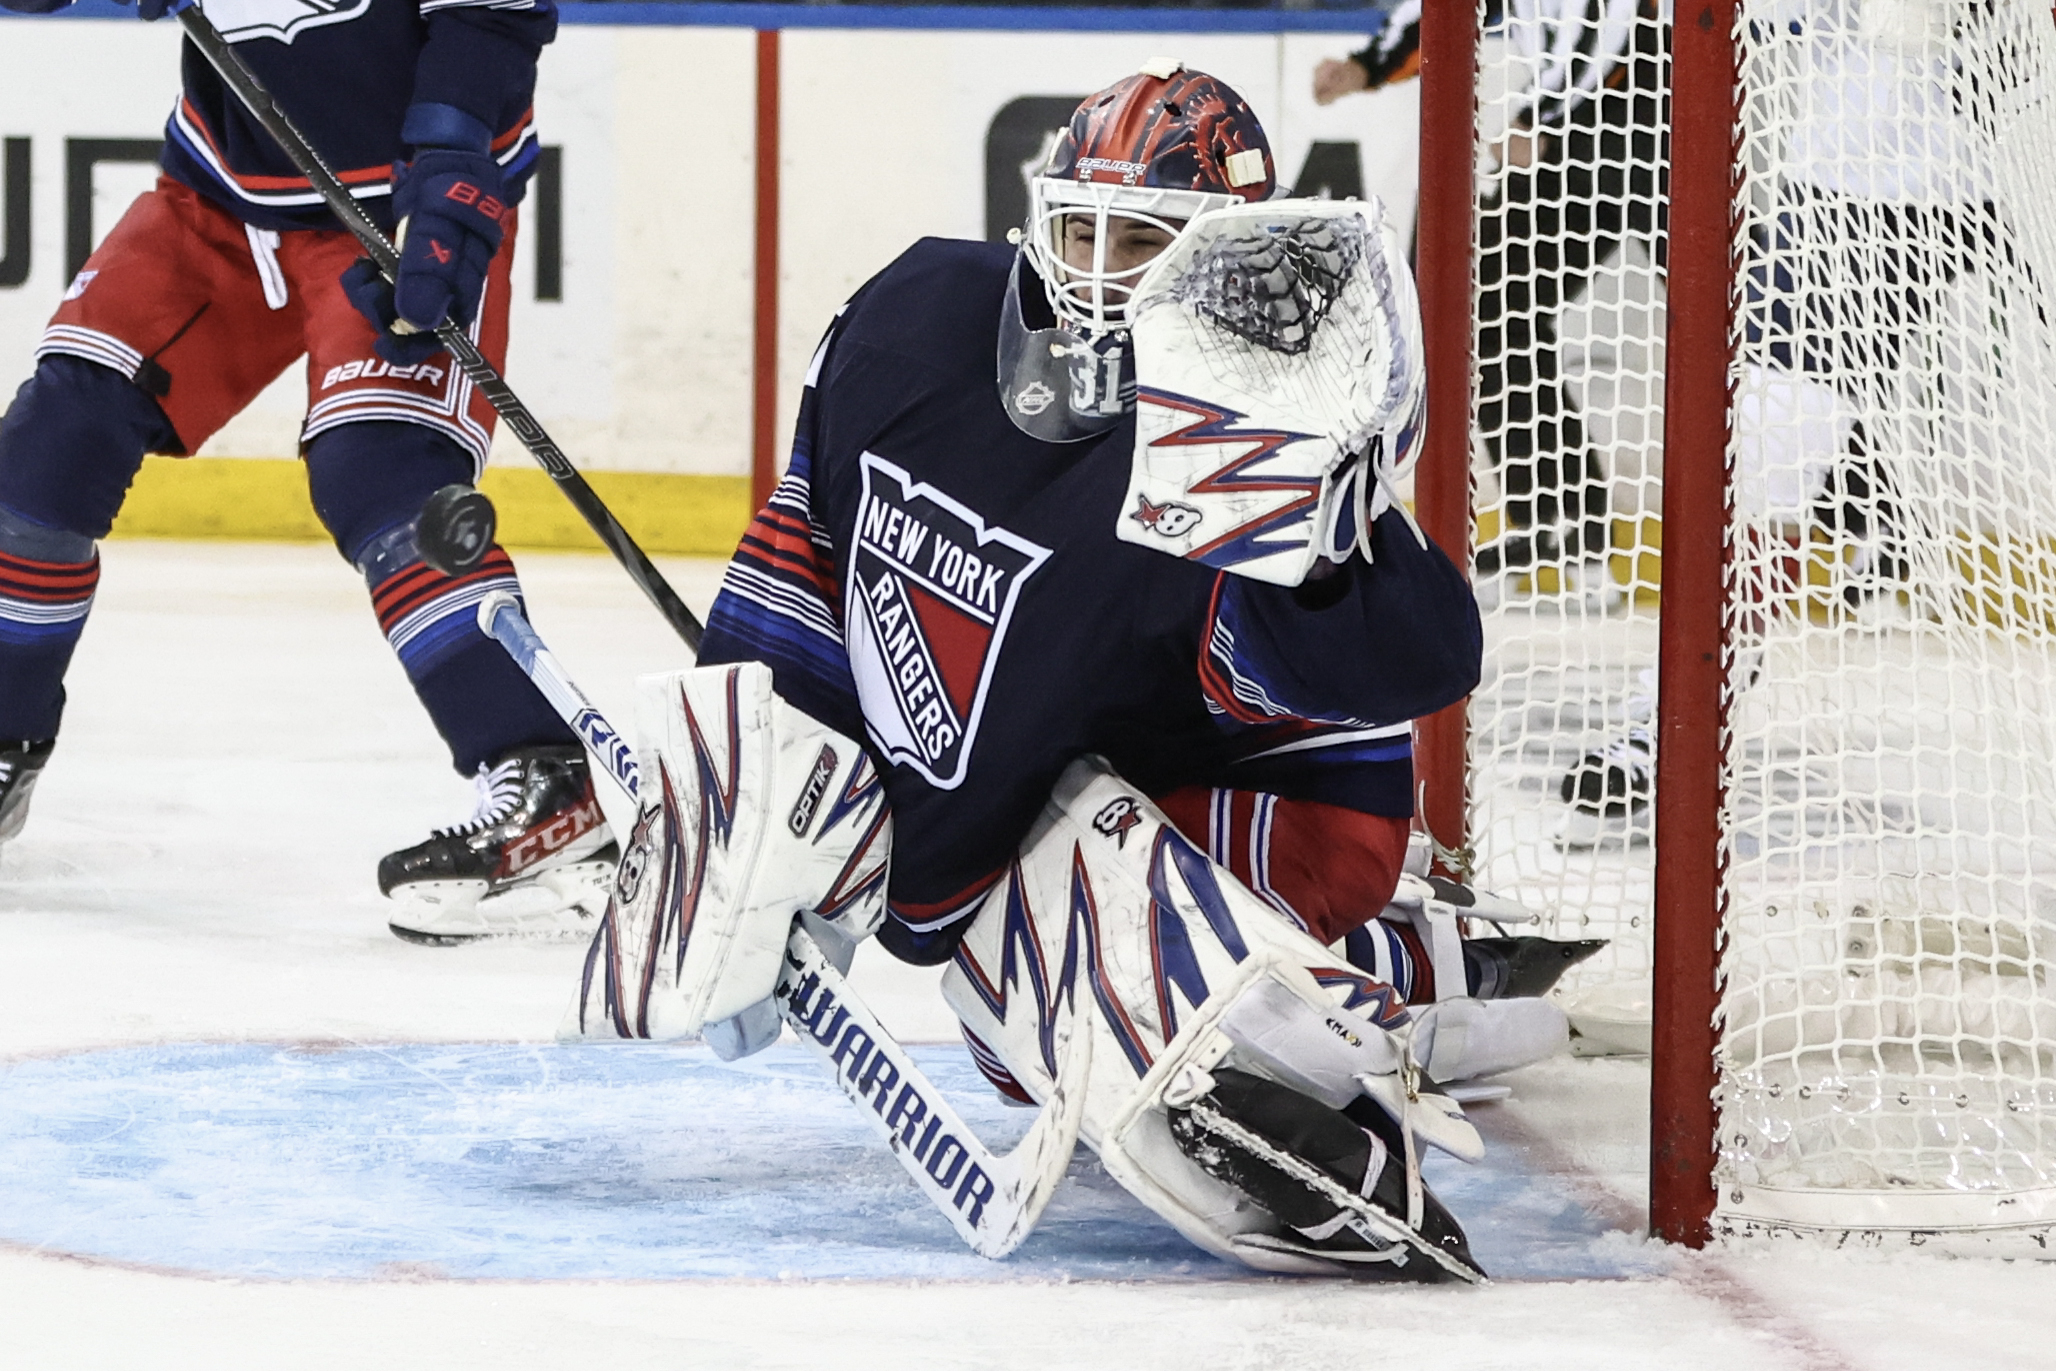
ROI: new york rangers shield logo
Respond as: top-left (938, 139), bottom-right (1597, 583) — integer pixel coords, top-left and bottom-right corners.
top-left (847, 453), bottom-right (1050, 790)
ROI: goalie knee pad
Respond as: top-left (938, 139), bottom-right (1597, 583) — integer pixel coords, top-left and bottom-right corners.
top-left (561, 662), bottom-right (890, 1056)
top-left (942, 758), bottom-right (1482, 1277)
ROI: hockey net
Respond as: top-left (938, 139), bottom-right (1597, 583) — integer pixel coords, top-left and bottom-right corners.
top-left (1423, 0), bottom-right (2056, 1245)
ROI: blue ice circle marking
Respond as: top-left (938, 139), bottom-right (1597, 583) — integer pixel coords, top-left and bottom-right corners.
top-left (0, 1042), bottom-right (1224, 1281)
top-left (0, 1042), bottom-right (1649, 1282)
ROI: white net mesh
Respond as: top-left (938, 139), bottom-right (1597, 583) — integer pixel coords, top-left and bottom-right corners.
top-left (1464, 0), bottom-right (1670, 1006)
top-left (1460, 0), bottom-right (2056, 1239)
top-left (1720, 0), bottom-right (2056, 1236)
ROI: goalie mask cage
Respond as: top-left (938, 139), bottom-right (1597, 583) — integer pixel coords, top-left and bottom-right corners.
top-left (1414, 0), bottom-right (2056, 1249)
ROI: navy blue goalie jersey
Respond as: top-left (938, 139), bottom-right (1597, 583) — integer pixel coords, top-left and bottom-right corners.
top-left (698, 239), bottom-right (1481, 965)
top-left (4, 0), bottom-right (555, 233)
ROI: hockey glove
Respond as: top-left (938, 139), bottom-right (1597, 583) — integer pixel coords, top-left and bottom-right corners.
top-left (342, 259), bottom-right (443, 367)
top-left (344, 150), bottom-right (508, 365)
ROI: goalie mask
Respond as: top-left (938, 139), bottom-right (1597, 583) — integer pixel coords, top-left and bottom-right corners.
top-left (999, 62), bottom-right (1277, 442)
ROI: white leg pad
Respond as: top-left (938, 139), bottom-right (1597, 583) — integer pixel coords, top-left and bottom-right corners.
top-left (941, 758), bottom-right (1479, 1271)
top-left (562, 662), bottom-right (891, 1050)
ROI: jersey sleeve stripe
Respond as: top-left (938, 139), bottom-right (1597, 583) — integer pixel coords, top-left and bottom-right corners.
top-left (717, 562), bottom-right (843, 642)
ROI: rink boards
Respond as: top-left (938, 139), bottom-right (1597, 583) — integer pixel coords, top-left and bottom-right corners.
top-left (0, 4), bottom-right (1422, 554)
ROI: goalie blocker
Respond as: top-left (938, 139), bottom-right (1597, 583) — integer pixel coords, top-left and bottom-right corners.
top-left (560, 660), bottom-right (891, 1054)
top-left (562, 662), bottom-right (1534, 1280)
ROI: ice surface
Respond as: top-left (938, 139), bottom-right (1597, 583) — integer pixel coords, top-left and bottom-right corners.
top-left (0, 1041), bottom-right (1650, 1283)
top-left (0, 543), bottom-right (2050, 1371)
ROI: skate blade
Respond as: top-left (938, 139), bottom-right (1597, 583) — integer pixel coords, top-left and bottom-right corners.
top-left (0, 771), bottom-right (44, 845)
top-left (387, 861), bottom-right (615, 945)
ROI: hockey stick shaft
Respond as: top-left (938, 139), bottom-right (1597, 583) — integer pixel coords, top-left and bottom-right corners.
top-left (480, 592), bottom-right (641, 800)
top-left (475, 591), bottom-right (1089, 1258)
top-left (178, 8), bottom-right (704, 653)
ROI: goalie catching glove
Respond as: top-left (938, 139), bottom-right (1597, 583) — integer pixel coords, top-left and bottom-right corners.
top-left (1119, 198), bottom-right (1427, 588)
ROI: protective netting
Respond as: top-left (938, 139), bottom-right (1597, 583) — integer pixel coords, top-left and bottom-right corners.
top-left (1463, 0), bottom-right (1670, 1008)
top-left (1460, 0), bottom-right (2056, 1240)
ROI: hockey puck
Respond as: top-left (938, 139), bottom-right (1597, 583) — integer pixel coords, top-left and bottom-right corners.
top-left (415, 484), bottom-right (497, 576)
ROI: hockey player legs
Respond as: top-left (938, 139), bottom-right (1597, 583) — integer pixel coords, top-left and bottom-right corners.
top-left (1556, 7), bottom-right (2014, 847)
top-left (542, 640), bottom-right (1491, 1276)
top-left (940, 762), bottom-right (1488, 1281)
top-left (0, 0), bottom-right (618, 937)
top-left (0, 166), bottom-right (605, 941)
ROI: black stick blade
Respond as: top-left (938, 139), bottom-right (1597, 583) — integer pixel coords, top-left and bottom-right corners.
top-left (416, 484), bottom-right (498, 576)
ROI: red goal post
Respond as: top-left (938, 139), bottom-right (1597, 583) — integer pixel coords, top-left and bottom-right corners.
top-left (1414, 0), bottom-right (1723, 1247)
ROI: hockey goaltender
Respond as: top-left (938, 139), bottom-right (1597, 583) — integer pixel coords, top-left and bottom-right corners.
top-left (560, 64), bottom-right (1602, 1284)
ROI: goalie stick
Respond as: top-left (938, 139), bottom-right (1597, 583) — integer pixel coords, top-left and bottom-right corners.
top-left (777, 920), bottom-right (1091, 1259)
top-left (177, 7), bottom-right (703, 653)
top-left (475, 588), bottom-right (1092, 1258)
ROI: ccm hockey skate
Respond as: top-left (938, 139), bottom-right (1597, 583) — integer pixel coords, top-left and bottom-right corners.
top-left (0, 738), bottom-right (54, 845)
top-left (1169, 1068), bottom-right (1486, 1284)
top-left (382, 744), bottom-right (617, 944)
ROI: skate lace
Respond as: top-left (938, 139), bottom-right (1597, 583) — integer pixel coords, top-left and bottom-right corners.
top-left (434, 758), bottom-right (526, 839)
